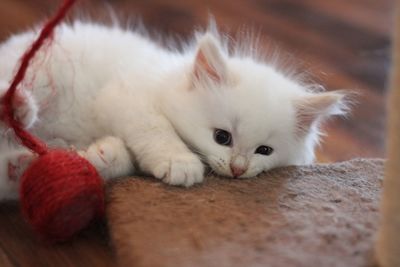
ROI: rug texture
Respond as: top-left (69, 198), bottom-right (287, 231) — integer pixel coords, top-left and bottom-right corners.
top-left (107, 158), bottom-right (383, 267)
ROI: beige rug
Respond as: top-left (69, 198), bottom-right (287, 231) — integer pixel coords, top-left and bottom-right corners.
top-left (107, 159), bottom-right (384, 267)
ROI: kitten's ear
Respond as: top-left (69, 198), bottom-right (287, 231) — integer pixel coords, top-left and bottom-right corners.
top-left (294, 91), bottom-right (348, 134)
top-left (193, 34), bottom-right (227, 83)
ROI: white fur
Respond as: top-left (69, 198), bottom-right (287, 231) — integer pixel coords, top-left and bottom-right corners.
top-left (0, 21), bottom-right (347, 200)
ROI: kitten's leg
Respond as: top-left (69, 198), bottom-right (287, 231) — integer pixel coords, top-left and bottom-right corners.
top-left (92, 82), bottom-right (203, 187)
top-left (78, 136), bottom-right (135, 180)
top-left (126, 122), bottom-right (204, 187)
top-left (0, 80), bottom-right (38, 130)
top-left (0, 148), bottom-right (36, 200)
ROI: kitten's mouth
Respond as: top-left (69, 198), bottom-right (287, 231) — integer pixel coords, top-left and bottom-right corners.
top-left (203, 165), bottom-right (215, 176)
top-left (203, 159), bottom-right (240, 178)
top-left (206, 166), bottom-right (238, 179)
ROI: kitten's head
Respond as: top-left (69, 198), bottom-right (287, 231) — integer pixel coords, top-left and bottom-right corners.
top-left (166, 33), bottom-right (348, 178)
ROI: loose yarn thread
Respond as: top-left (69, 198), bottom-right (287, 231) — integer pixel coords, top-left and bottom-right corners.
top-left (0, 0), bottom-right (105, 242)
top-left (1, 0), bottom-right (76, 154)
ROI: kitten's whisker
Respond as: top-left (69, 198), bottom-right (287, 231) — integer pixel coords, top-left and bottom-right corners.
top-left (206, 168), bottom-right (215, 176)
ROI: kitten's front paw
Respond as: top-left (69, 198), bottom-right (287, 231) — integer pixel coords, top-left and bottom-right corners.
top-left (153, 154), bottom-right (204, 187)
top-left (79, 136), bottom-right (134, 179)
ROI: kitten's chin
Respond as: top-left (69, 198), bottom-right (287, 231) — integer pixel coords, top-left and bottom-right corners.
top-left (207, 161), bottom-right (263, 178)
top-left (206, 161), bottom-right (232, 178)
top-left (212, 168), bottom-right (233, 178)
top-left (206, 157), bottom-right (263, 178)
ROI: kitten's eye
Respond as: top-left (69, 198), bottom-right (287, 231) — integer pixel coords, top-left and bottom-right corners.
top-left (214, 129), bottom-right (232, 146)
top-left (255, 145), bottom-right (273, 156)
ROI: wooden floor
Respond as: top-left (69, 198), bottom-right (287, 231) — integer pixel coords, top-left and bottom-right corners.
top-left (0, 0), bottom-right (394, 266)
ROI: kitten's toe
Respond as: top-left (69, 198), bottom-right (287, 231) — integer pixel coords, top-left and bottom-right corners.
top-left (168, 159), bottom-right (204, 187)
top-left (0, 150), bottom-right (35, 200)
top-left (81, 136), bottom-right (134, 179)
top-left (154, 154), bottom-right (204, 187)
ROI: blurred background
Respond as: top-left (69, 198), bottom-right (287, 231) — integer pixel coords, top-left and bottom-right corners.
top-left (0, 1), bottom-right (395, 266)
top-left (0, 0), bottom-right (395, 162)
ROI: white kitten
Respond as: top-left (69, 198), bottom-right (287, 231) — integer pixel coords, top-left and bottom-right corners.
top-left (0, 21), bottom-right (347, 199)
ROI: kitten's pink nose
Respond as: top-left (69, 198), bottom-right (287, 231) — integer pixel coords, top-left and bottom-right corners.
top-left (230, 164), bottom-right (246, 177)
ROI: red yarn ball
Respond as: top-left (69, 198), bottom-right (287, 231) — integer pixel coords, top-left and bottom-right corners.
top-left (19, 149), bottom-right (105, 242)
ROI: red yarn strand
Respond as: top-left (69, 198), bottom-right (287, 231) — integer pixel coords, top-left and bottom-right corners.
top-left (1, 0), bottom-right (77, 155)
top-left (0, 0), bottom-right (104, 243)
